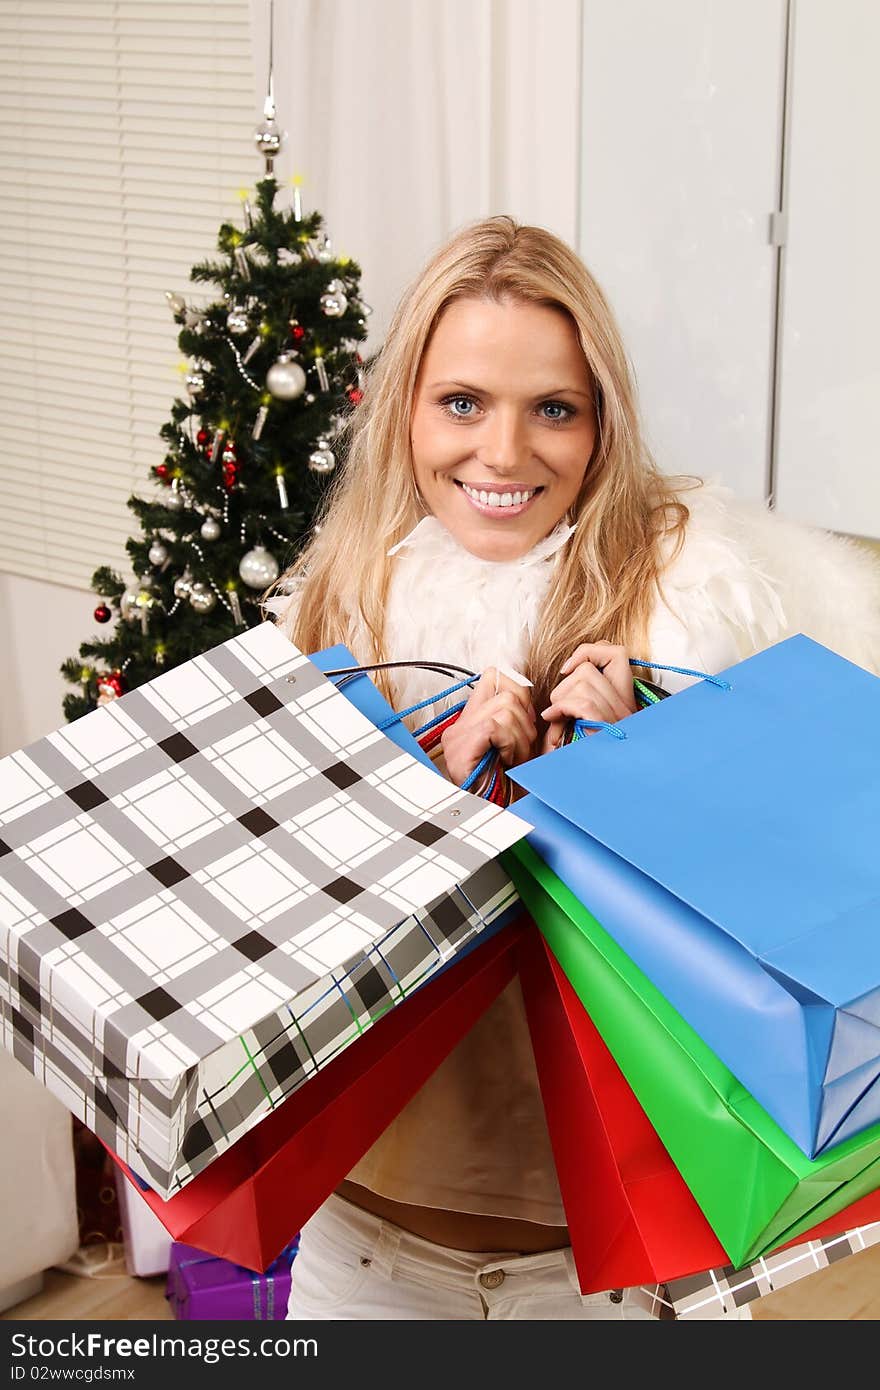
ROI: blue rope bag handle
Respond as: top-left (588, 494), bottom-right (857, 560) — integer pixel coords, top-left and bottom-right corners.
top-left (323, 658), bottom-right (496, 795)
top-left (567, 658), bottom-right (731, 743)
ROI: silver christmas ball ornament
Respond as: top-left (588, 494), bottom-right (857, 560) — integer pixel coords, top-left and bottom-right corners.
top-left (188, 582), bottom-right (217, 614)
top-left (320, 280), bottom-right (348, 318)
top-left (226, 305), bottom-right (249, 335)
top-left (239, 545), bottom-right (280, 590)
top-left (185, 365), bottom-right (206, 396)
top-left (165, 488), bottom-right (185, 512)
top-left (254, 118), bottom-right (283, 163)
top-left (200, 516), bottom-right (221, 541)
top-left (148, 539), bottom-right (169, 567)
top-left (308, 438), bottom-right (336, 475)
top-left (266, 353), bottom-right (307, 401)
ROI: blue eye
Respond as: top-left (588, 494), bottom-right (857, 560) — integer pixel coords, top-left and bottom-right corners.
top-left (443, 395), bottom-right (476, 418)
top-left (541, 402), bottom-right (574, 423)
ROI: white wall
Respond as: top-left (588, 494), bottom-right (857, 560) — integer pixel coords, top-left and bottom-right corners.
top-left (0, 574), bottom-right (93, 756)
top-left (579, 0), bottom-right (788, 502)
top-left (773, 0), bottom-right (880, 535)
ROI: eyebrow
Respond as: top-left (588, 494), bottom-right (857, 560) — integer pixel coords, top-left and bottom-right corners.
top-left (427, 379), bottom-right (593, 399)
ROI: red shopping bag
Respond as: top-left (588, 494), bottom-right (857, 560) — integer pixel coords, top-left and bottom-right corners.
top-left (109, 918), bottom-right (524, 1272)
top-left (518, 926), bottom-right (880, 1294)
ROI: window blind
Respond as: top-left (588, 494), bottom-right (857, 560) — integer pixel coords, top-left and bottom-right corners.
top-left (0, 0), bottom-right (259, 589)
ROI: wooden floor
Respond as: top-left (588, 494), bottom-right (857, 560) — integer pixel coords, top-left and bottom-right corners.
top-left (3, 1242), bottom-right (880, 1320)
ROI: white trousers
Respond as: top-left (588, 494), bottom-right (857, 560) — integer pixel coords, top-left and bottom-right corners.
top-left (286, 1194), bottom-right (658, 1321)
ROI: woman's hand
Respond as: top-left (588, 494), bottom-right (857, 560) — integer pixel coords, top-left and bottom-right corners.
top-left (540, 642), bottom-right (638, 751)
top-left (440, 667), bottom-right (537, 787)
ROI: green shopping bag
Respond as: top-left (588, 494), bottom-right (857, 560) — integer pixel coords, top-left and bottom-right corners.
top-left (504, 841), bottom-right (880, 1266)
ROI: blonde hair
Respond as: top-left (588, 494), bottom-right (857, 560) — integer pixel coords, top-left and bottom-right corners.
top-left (272, 215), bottom-right (695, 712)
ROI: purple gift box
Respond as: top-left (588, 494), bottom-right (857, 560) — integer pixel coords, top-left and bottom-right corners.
top-left (166, 1238), bottom-right (300, 1321)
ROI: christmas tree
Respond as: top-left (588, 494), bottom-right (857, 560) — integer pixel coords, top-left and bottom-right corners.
top-left (60, 110), bottom-right (369, 722)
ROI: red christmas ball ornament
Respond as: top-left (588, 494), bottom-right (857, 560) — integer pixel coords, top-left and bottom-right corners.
top-left (96, 670), bottom-right (126, 705)
top-left (222, 462), bottom-right (239, 490)
top-left (347, 387), bottom-right (364, 405)
top-left (197, 429), bottom-right (209, 446)
top-left (155, 463), bottom-right (171, 483)
top-left (93, 603), bottom-right (111, 624)
top-left (290, 324), bottom-right (305, 342)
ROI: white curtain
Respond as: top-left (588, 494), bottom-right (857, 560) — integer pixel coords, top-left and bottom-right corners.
top-left (248, 0), bottom-right (582, 348)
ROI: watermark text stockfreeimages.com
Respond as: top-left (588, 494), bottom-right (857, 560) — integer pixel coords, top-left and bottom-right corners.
top-left (10, 1331), bottom-right (317, 1370)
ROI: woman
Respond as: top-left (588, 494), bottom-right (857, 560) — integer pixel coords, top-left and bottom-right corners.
top-left (268, 216), bottom-right (880, 1319)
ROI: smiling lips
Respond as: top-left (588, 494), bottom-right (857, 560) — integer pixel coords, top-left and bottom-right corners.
top-left (456, 480), bottom-right (542, 515)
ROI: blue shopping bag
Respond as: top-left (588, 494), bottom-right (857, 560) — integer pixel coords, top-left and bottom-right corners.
top-left (508, 634), bottom-right (880, 1158)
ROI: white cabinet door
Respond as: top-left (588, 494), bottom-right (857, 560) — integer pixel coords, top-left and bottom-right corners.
top-left (579, 1), bottom-right (787, 501)
top-left (774, 0), bottom-right (880, 538)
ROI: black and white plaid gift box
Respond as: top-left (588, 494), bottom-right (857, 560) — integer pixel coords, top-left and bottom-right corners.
top-left (0, 624), bottom-right (527, 1199)
top-left (634, 1219), bottom-right (880, 1319)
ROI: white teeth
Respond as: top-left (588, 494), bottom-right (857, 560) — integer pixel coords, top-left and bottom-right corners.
top-left (461, 482), bottom-right (536, 508)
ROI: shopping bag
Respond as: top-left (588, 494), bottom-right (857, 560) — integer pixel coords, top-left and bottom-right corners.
top-left (517, 921), bottom-right (880, 1295)
top-left (505, 840), bottom-right (880, 1267)
top-left (637, 1216), bottom-right (880, 1319)
top-left (110, 916), bottom-right (523, 1271)
top-left (0, 622), bottom-right (529, 1199)
top-left (509, 634), bottom-right (880, 1158)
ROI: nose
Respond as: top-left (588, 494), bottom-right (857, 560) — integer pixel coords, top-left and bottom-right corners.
top-left (475, 407), bottom-right (530, 474)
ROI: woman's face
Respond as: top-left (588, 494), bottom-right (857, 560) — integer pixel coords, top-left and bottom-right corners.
top-left (410, 297), bottom-right (597, 562)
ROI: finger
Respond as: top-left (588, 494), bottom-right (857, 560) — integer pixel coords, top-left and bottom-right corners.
top-left (560, 661), bottom-right (632, 718)
top-left (440, 716), bottom-right (500, 786)
top-left (543, 666), bottom-right (631, 724)
top-left (541, 686), bottom-right (622, 725)
top-left (499, 706), bottom-right (538, 766)
top-left (488, 688), bottom-right (537, 722)
top-left (489, 707), bottom-right (537, 768)
top-left (494, 668), bottom-right (535, 714)
top-left (595, 649), bottom-right (637, 708)
top-left (540, 718), bottom-right (567, 755)
top-left (467, 668), bottom-right (501, 709)
top-left (559, 641), bottom-right (624, 676)
top-left (559, 643), bottom-right (637, 709)
top-left (541, 699), bottom-right (616, 727)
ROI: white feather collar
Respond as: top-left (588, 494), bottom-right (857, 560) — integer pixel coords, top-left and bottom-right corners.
top-left (378, 516), bottom-right (576, 714)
